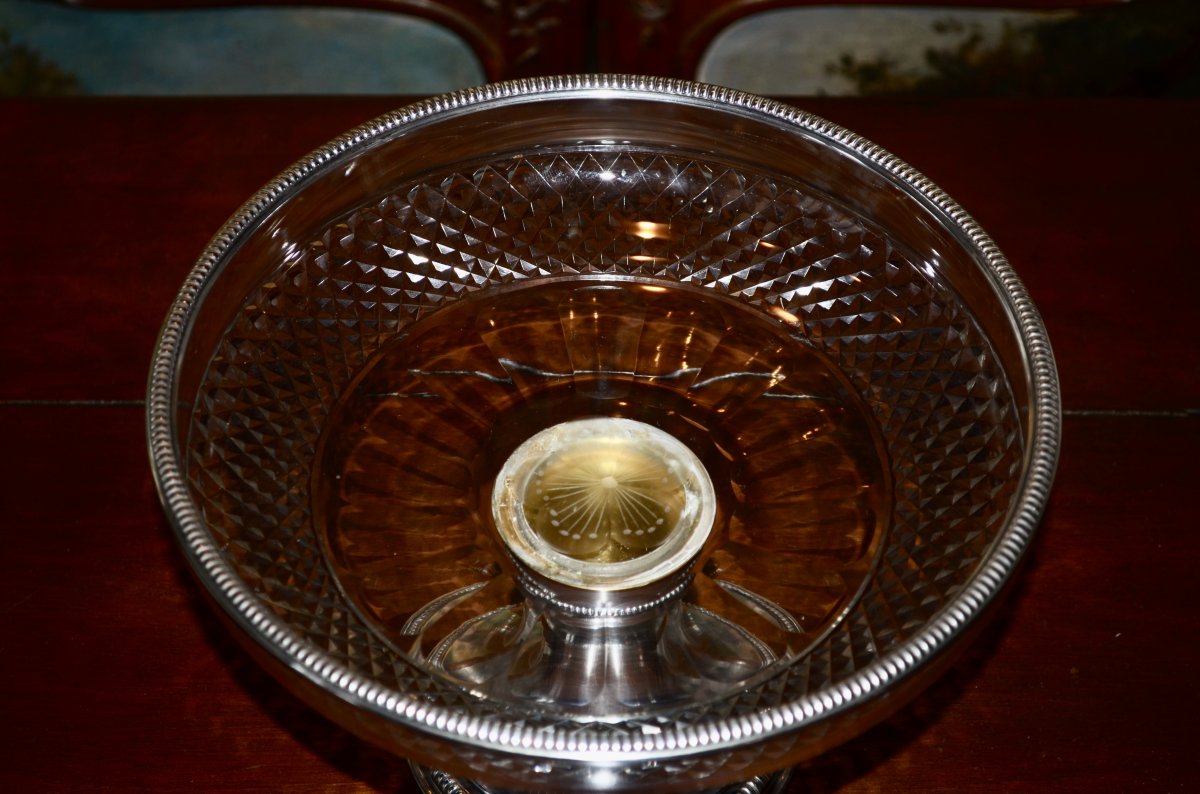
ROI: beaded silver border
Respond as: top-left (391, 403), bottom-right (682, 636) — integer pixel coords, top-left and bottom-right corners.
top-left (147, 74), bottom-right (1060, 768)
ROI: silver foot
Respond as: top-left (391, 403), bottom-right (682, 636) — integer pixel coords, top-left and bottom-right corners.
top-left (410, 762), bottom-right (791, 794)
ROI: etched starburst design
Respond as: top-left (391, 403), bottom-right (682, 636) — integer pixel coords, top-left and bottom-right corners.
top-left (524, 434), bottom-right (684, 561)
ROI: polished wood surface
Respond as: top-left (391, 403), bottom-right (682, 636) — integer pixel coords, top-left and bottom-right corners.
top-left (1, 96), bottom-right (1196, 791)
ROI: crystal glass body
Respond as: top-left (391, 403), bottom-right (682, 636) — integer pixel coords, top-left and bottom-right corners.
top-left (148, 77), bottom-right (1059, 792)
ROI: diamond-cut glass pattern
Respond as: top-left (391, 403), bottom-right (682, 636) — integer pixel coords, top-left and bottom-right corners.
top-left (186, 150), bottom-right (1021, 733)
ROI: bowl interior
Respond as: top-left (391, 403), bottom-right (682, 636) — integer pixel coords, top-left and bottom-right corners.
top-left (158, 81), bottom-right (1046, 787)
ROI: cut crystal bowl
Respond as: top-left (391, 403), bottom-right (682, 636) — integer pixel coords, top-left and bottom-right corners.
top-left (147, 76), bottom-right (1060, 793)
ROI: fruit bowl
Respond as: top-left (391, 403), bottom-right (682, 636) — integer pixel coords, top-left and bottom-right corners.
top-left (148, 76), bottom-right (1059, 793)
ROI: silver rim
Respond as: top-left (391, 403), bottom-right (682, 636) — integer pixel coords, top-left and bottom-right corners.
top-left (147, 74), bottom-right (1060, 762)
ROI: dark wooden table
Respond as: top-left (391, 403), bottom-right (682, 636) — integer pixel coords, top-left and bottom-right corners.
top-left (1, 96), bottom-right (1196, 792)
